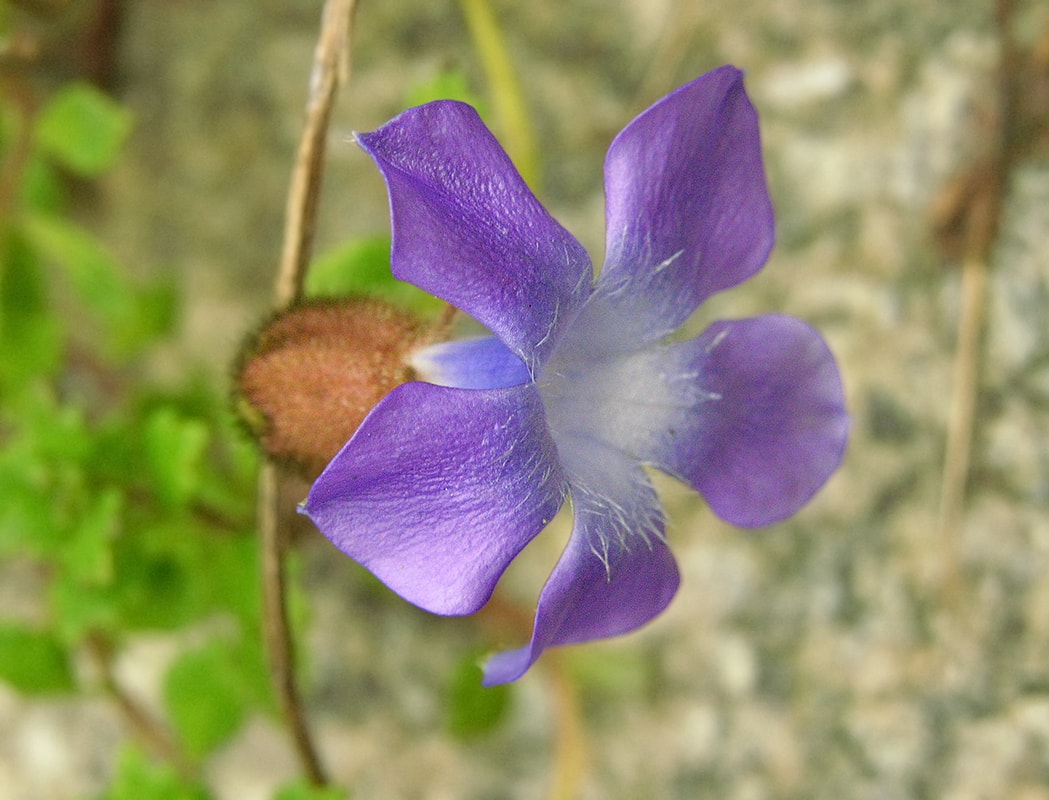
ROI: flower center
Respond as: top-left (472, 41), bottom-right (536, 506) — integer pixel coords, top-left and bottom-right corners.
top-left (534, 292), bottom-right (718, 566)
top-left (539, 293), bottom-right (713, 460)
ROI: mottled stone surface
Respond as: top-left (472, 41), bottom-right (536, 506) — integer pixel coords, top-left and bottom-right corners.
top-left (5, 0), bottom-right (1049, 798)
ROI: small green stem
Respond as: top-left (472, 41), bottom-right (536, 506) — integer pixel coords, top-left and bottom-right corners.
top-left (458, 0), bottom-right (540, 189)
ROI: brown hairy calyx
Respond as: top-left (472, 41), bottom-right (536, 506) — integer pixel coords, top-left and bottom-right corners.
top-left (236, 297), bottom-right (427, 479)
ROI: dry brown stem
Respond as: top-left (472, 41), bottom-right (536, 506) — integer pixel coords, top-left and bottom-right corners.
top-left (259, 0), bottom-right (358, 786)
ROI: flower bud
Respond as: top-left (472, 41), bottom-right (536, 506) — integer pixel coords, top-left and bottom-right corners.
top-left (235, 298), bottom-right (426, 478)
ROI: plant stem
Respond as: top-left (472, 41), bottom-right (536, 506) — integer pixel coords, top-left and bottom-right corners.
top-left (259, 464), bottom-right (327, 784)
top-left (458, 0), bottom-right (539, 189)
top-left (936, 0), bottom-right (1015, 597)
top-left (260, 0), bottom-right (358, 786)
top-left (275, 0), bottom-right (358, 310)
top-left (479, 594), bottom-right (589, 799)
top-left (546, 654), bottom-right (587, 800)
top-left (87, 633), bottom-right (196, 781)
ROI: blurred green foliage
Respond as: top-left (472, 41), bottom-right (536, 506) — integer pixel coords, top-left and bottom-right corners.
top-left (404, 66), bottom-right (487, 113)
top-left (0, 75), bottom-right (268, 793)
top-left (306, 233), bottom-right (444, 316)
top-left (0, 7), bottom-right (519, 789)
top-left (0, 622), bottom-right (75, 693)
top-left (272, 779), bottom-right (350, 800)
top-left (93, 747), bottom-right (211, 800)
top-left (445, 653), bottom-right (512, 738)
top-left (35, 83), bottom-right (134, 178)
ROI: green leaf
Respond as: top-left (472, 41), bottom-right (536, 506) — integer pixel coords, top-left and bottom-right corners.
top-left (50, 571), bottom-right (120, 643)
top-left (0, 228), bottom-right (62, 388)
top-left (273, 779), bottom-right (349, 800)
top-left (405, 67), bottom-right (486, 114)
top-left (110, 510), bottom-right (260, 635)
top-left (163, 639), bottom-right (252, 758)
top-left (567, 647), bottom-right (654, 698)
top-left (93, 745), bottom-right (211, 800)
top-left (110, 526), bottom-right (194, 631)
top-left (191, 424), bottom-right (258, 522)
top-left (0, 622), bottom-right (75, 693)
top-left (445, 654), bottom-right (512, 738)
top-left (305, 235), bottom-right (444, 316)
top-left (143, 407), bottom-right (209, 509)
top-left (35, 82), bottom-right (133, 177)
top-left (19, 153), bottom-right (69, 214)
top-left (20, 212), bottom-right (140, 354)
top-left (206, 534), bottom-right (264, 630)
top-left (0, 386), bottom-right (91, 558)
top-left (0, 429), bottom-right (58, 557)
top-left (62, 487), bottom-right (121, 586)
top-left (135, 278), bottom-right (180, 342)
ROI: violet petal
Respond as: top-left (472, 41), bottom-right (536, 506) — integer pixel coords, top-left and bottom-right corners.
top-left (482, 444), bottom-right (680, 685)
top-left (410, 336), bottom-right (530, 390)
top-left (302, 382), bottom-right (567, 615)
top-left (356, 103), bottom-right (593, 373)
top-left (654, 314), bottom-right (849, 527)
top-left (599, 66), bottom-right (774, 344)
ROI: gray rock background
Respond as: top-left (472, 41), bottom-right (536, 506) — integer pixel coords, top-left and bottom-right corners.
top-left (3, 0), bottom-right (1049, 798)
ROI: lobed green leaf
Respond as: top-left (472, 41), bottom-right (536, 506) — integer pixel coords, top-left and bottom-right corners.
top-left (163, 638), bottom-right (254, 758)
top-left (445, 653), bottom-right (512, 738)
top-left (0, 229), bottom-right (62, 389)
top-left (0, 623), bottom-right (75, 694)
top-left (35, 82), bottom-right (133, 178)
top-left (143, 407), bottom-right (210, 510)
top-left (273, 779), bottom-right (349, 800)
top-left (92, 745), bottom-right (212, 800)
top-left (306, 235), bottom-right (444, 316)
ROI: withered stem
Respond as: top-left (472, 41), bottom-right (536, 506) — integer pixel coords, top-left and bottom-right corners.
top-left (87, 634), bottom-right (197, 781)
top-left (275, 0), bottom-right (357, 311)
top-left (259, 465), bottom-right (327, 784)
top-left (261, 0), bottom-right (358, 786)
top-left (936, 0), bottom-right (1015, 596)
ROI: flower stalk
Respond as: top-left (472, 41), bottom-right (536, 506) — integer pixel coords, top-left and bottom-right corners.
top-left (259, 0), bottom-right (358, 786)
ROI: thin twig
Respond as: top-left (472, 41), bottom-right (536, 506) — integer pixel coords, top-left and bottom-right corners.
top-left (935, 0), bottom-right (1015, 596)
top-left (275, 0), bottom-right (357, 310)
top-left (937, 250), bottom-right (989, 596)
top-left (632, 0), bottom-right (703, 111)
top-left (259, 464), bottom-right (329, 784)
top-left (545, 654), bottom-right (587, 800)
top-left (423, 302), bottom-right (461, 345)
top-left (0, 75), bottom-right (37, 221)
top-left (260, 0), bottom-right (358, 786)
top-left (479, 594), bottom-right (588, 799)
top-left (86, 634), bottom-right (196, 781)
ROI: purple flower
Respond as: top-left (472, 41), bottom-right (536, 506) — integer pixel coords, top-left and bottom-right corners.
top-left (302, 66), bottom-right (848, 685)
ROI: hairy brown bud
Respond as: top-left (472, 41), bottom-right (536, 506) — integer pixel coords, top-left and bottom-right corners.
top-left (235, 298), bottom-right (426, 479)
